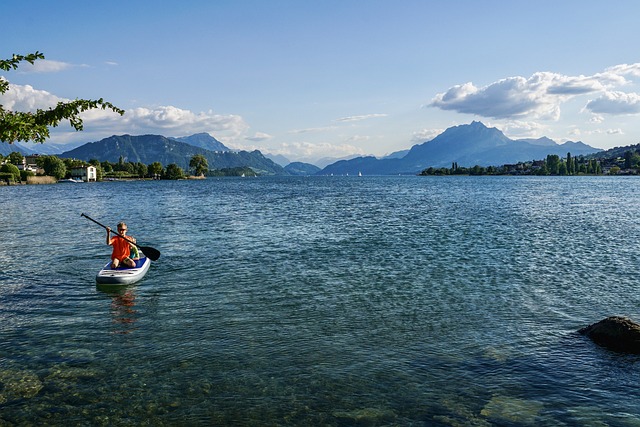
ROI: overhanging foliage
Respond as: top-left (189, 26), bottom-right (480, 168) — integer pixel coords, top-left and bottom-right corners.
top-left (0, 52), bottom-right (124, 144)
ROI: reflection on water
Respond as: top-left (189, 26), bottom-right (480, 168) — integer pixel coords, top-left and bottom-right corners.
top-left (98, 287), bottom-right (139, 334)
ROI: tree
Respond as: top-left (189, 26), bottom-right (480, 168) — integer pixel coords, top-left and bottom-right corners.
top-left (566, 152), bottom-right (574, 175)
top-left (20, 169), bottom-right (35, 181)
top-left (62, 158), bottom-right (87, 169)
top-left (558, 162), bottom-right (568, 175)
top-left (7, 151), bottom-right (24, 165)
top-left (189, 154), bottom-right (209, 176)
top-left (0, 52), bottom-right (124, 144)
top-left (36, 155), bottom-right (66, 179)
top-left (165, 163), bottom-right (184, 180)
top-left (148, 161), bottom-right (163, 178)
top-left (624, 151), bottom-right (633, 169)
top-left (115, 155), bottom-right (127, 171)
top-left (0, 163), bottom-right (20, 181)
top-left (546, 154), bottom-right (560, 175)
top-left (135, 162), bottom-right (148, 178)
top-left (101, 160), bottom-right (113, 174)
top-left (470, 165), bottom-right (485, 175)
top-left (624, 150), bottom-right (640, 169)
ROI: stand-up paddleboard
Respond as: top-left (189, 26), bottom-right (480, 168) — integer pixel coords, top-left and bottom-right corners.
top-left (96, 257), bottom-right (151, 285)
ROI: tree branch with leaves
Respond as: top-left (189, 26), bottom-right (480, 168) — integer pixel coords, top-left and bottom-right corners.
top-left (0, 52), bottom-right (124, 144)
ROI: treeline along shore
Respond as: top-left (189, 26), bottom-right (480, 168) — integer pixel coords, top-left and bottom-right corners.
top-left (0, 152), bottom-right (257, 185)
top-left (420, 148), bottom-right (640, 176)
top-left (3, 144), bottom-right (640, 185)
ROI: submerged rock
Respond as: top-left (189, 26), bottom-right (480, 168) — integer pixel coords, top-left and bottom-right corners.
top-left (480, 395), bottom-right (544, 425)
top-left (579, 316), bottom-right (640, 354)
top-left (332, 407), bottom-right (397, 424)
top-left (0, 369), bottom-right (43, 403)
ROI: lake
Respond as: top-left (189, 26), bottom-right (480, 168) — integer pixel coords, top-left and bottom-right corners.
top-left (1, 176), bottom-right (640, 425)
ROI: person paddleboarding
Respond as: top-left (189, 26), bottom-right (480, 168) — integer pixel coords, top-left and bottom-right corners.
top-left (107, 222), bottom-right (137, 269)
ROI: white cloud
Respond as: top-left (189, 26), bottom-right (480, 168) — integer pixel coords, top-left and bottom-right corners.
top-left (245, 132), bottom-right (272, 141)
top-left (20, 59), bottom-right (75, 73)
top-left (430, 65), bottom-right (640, 121)
top-left (278, 141), bottom-right (365, 160)
top-left (568, 128), bottom-right (582, 139)
top-left (1, 82), bottom-right (250, 145)
top-left (344, 135), bottom-right (371, 143)
top-left (430, 72), bottom-right (598, 120)
top-left (288, 126), bottom-right (337, 134)
top-left (498, 120), bottom-right (548, 139)
top-left (334, 113), bottom-right (387, 122)
top-left (0, 82), bottom-right (62, 111)
top-left (411, 128), bottom-right (443, 143)
top-left (585, 91), bottom-right (640, 115)
top-left (85, 105), bottom-right (250, 141)
top-left (604, 63), bottom-right (640, 78)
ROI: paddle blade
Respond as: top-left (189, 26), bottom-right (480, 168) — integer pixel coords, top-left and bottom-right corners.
top-left (141, 246), bottom-right (161, 261)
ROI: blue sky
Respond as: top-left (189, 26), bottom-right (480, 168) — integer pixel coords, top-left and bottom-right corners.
top-left (3, 0), bottom-right (640, 163)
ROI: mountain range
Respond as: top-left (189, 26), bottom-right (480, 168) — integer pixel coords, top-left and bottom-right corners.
top-left (319, 121), bottom-right (603, 175)
top-left (58, 134), bottom-right (286, 175)
top-left (1, 121), bottom-right (607, 175)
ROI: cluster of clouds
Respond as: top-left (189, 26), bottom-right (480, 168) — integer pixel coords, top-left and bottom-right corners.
top-left (3, 59), bottom-right (640, 158)
top-left (276, 141), bottom-right (365, 163)
top-left (0, 81), bottom-right (250, 145)
top-left (429, 63), bottom-right (640, 120)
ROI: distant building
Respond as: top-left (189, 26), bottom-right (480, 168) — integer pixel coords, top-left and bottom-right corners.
top-left (70, 166), bottom-right (97, 182)
top-left (19, 155), bottom-right (42, 174)
top-left (531, 160), bottom-right (546, 170)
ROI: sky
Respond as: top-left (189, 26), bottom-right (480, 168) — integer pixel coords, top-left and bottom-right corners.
top-left (3, 0), bottom-right (640, 164)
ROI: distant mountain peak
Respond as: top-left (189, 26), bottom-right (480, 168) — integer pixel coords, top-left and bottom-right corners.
top-left (470, 120), bottom-right (487, 128)
top-left (516, 137), bottom-right (557, 147)
top-left (319, 121), bottom-right (603, 175)
top-left (174, 133), bottom-right (229, 152)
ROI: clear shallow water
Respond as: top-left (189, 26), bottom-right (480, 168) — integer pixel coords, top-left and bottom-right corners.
top-left (1, 176), bottom-right (640, 425)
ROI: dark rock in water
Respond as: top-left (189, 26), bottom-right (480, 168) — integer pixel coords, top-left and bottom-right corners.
top-left (579, 316), bottom-right (640, 354)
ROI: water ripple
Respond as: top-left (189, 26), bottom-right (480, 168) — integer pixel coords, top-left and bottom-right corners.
top-left (2, 177), bottom-right (640, 425)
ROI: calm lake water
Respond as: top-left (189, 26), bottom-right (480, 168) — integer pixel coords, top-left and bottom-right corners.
top-left (1, 176), bottom-right (640, 426)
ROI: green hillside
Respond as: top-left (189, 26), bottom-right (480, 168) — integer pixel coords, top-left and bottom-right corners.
top-left (60, 134), bottom-right (287, 175)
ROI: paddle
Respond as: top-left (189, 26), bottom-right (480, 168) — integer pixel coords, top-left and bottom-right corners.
top-left (81, 213), bottom-right (161, 261)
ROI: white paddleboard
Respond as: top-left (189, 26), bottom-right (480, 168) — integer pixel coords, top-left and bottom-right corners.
top-left (95, 257), bottom-right (151, 285)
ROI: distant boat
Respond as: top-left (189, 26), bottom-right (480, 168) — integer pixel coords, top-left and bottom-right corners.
top-left (358, 171), bottom-right (362, 177)
top-left (58, 178), bottom-right (82, 183)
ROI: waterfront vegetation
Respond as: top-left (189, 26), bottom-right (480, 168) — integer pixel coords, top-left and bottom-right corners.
top-left (0, 152), bottom-right (239, 184)
top-left (3, 146), bottom-right (640, 185)
top-left (420, 151), bottom-right (638, 176)
top-left (1, 52), bottom-right (123, 144)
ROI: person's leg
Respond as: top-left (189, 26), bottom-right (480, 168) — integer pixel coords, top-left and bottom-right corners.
top-left (111, 258), bottom-right (121, 269)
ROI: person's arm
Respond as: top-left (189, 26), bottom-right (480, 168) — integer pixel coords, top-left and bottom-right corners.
top-left (106, 227), bottom-right (112, 245)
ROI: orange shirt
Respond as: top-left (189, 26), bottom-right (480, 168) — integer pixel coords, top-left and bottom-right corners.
top-left (111, 236), bottom-right (134, 261)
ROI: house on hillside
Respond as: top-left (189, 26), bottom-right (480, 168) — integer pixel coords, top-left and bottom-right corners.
top-left (70, 166), bottom-right (97, 182)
